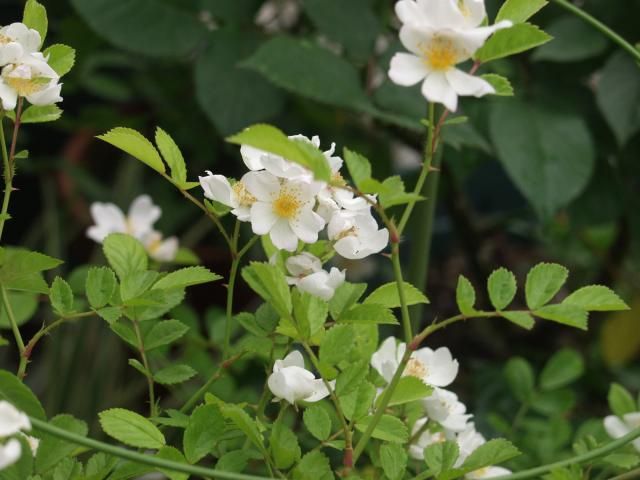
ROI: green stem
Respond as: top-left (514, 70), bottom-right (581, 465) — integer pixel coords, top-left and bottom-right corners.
top-left (131, 318), bottom-right (156, 418)
top-left (493, 427), bottom-right (640, 480)
top-left (391, 242), bottom-right (413, 342)
top-left (302, 343), bottom-right (354, 468)
top-left (398, 103), bottom-right (436, 236)
top-left (551, 0), bottom-right (640, 63)
top-left (178, 351), bottom-right (245, 414)
top-left (610, 467), bottom-right (640, 480)
top-left (223, 222), bottom-right (242, 359)
top-left (0, 98), bottom-right (23, 242)
top-left (29, 416), bottom-right (272, 480)
top-left (1, 285), bottom-right (26, 378)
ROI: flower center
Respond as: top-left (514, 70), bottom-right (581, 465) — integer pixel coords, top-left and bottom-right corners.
top-left (232, 181), bottom-right (256, 207)
top-left (3, 74), bottom-right (49, 96)
top-left (273, 191), bottom-right (301, 219)
top-left (404, 358), bottom-right (428, 379)
top-left (0, 34), bottom-right (10, 45)
top-left (421, 38), bottom-right (458, 71)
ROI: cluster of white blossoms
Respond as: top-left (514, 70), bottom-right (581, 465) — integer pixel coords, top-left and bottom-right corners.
top-left (87, 194), bottom-right (179, 262)
top-left (372, 337), bottom-right (511, 479)
top-left (604, 411), bottom-right (640, 452)
top-left (200, 135), bottom-right (389, 300)
top-left (0, 401), bottom-right (37, 471)
top-left (0, 23), bottom-right (62, 111)
top-left (389, 0), bottom-right (512, 112)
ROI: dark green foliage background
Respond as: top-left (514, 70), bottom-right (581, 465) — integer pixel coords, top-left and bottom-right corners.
top-left (1, 0), bottom-right (639, 470)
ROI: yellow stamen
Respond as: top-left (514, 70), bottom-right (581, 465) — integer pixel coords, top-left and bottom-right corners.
top-left (404, 358), bottom-right (428, 379)
top-left (232, 181), bottom-right (256, 207)
top-left (0, 34), bottom-right (10, 45)
top-left (146, 237), bottom-right (163, 254)
top-left (420, 37), bottom-right (458, 71)
top-left (3, 76), bottom-right (48, 96)
top-left (273, 190), bottom-right (301, 219)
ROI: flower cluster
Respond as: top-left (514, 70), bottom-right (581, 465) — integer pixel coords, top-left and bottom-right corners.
top-left (86, 194), bottom-right (178, 262)
top-left (0, 401), bottom-right (36, 471)
top-left (373, 337), bottom-right (510, 479)
top-left (389, 0), bottom-right (512, 111)
top-left (0, 23), bottom-right (62, 111)
top-left (200, 135), bottom-right (389, 300)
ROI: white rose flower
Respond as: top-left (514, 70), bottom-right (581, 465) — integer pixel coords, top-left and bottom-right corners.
top-left (370, 337), bottom-right (459, 387)
top-left (243, 171), bottom-right (325, 252)
top-left (87, 194), bottom-right (178, 262)
top-left (199, 172), bottom-right (256, 222)
top-left (388, 0), bottom-right (512, 111)
top-left (328, 210), bottom-right (389, 260)
top-left (267, 351), bottom-right (333, 405)
top-left (0, 401), bottom-right (30, 437)
top-left (423, 388), bottom-right (472, 432)
top-left (0, 52), bottom-right (62, 111)
top-left (604, 413), bottom-right (640, 452)
top-left (408, 418), bottom-right (450, 460)
top-left (456, 423), bottom-right (486, 466)
top-left (0, 439), bottom-right (21, 470)
top-left (0, 23), bottom-right (41, 66)
top-left (285, 252), bottom-right (345, 301)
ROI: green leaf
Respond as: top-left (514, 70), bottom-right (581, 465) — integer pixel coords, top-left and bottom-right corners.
top-left (227, 124), bottom-right (331, 182)
top-left (183, 404), bottom-right (225, 464)
top-left (380, 443), bottom-right (408, 480)
top-left (99, 408), bottom-right (166, 449)
top-left (215, 450), bottom-right (250, 473)
top-left (20, 105), bottom-right (63, 124)
top-left (0, 370), bottom-right (46, 420)
top-left (153, 267), bottom-right (221, 290)
top-left (97, 127), bottom-right (165, 173)
top-left (292, 289), bottom-right (328, 340)
top-left (292, 451), bottom-right (334, 480)
top-left (153, 364), bottom-right (197, 385)
top-left (383, 376), bottom-right (433, 407)
top-left (459, 439), bottom-right (521, 472)
top-left (487, 268), bottom-right (517, 310)
top-left (243, 36), bottom-right (370, 110)
top-left (51, 457), bottom-right (82, 480)
top-left (364, 281), bottom-right (429, 309)
top-left (319, 324), bottom-right (354, 365)
top-left (49, 277), bottom-right (74, 316)
top-left (0, 291), bottom-right (38, 329)
top-left (0, 248), bottom-right (62, 288)
top-left (70, 0), bottom-right (205, 58)
top-left (156, 446), bottom-right (189, 480)
top-left (504, 357), bottom-right (535, 403)
top-left (339, 303), bottom-right (398, 325)
top-left (85, 267), bottom-right (117, 309)
top-left (608, 383), bottom-right (637, 417)
top-left (540, 349), bottom-right (584, 390)
top-left (481, 74), bottom-right (514, 96)
top-left (501, 311), bottom-right (535, 330)
top-left (102, 233), bottom-right (148, 279)
top-left (456, 275), bottom-right (476, 316)
top-left (340, 380), bottom-right (376, 422)
top-left (144, 319), bottom-right (189, 351)
top-left (221, 404), bottom-right (265, 453)
top-left (525, 263), bottom-right (569, 310)
top-left (329, 282), bottom-right (366, 320)
top-left (270, 421), bottom-right (301, 470)
top-left (35, 414), bottom-right (88, 474)
top-left (424, 440), bottom-right (459, 477)
top-left (534, 304), bottom-right (588, 330)
top-left (490, 101), bottom-right (595, 218)
top-left (475, 23), bottom-right (552, 63)
top-left (377, 175), bottom-right (424, 208)
top-left (43, 44), bottom-right (75, 76)
top-left (496, 0), bottom-right (548, 23)
top-left (195, 29), bottom-right (284, 136)
top-left (355, 414), bottom-right (408, 443)
top-left (603, 453), bottom-right (640, 469)
top-left (596, 52), bottom-right (640, 147)
top-left (120, 271), bottom-right (159, 302)
top-left (155, 128), bottom-right (187, 187)
top-left (23, 0), bottom-right (47, 45)
top-left (562, 285), bottom-right (629, 311)
top-left (301, 0), bottom-right (379, 62)
top-left (242, 262), bottom-right (292, 318)
top-left (343, 147), bottom-right (372, 190)
top-left (532, 17), bottom-right (608, 63)
top-left (303, 406), bottom-right (332, 441)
